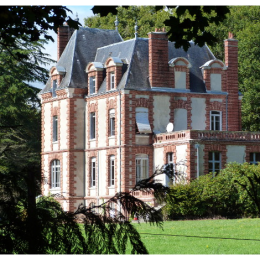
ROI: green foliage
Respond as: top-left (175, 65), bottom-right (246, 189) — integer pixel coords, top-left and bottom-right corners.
top-left (91, 6), bottom-right (229, 50)
top-left (206, 6), bottom-right (260, 130)
top-left (164, 162), bottom-right (260, 220)
top-left (85, 6), bottom-right (171, 40)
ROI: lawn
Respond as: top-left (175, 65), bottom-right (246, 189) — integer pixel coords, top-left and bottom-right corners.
top-left (128, 218), bottom-right (260, 254)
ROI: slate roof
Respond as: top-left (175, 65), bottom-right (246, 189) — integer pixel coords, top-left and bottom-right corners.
top-left (40, 27), bottom-right (216, 95)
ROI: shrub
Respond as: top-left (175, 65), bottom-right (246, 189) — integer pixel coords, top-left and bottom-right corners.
top-left (164, 163), bottom-right (260, 220)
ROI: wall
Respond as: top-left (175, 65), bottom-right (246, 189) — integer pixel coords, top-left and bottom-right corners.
top-left (191, 98), bottom-right (206, 130)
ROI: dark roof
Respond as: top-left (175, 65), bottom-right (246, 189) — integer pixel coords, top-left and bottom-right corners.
top-left (39, 27), bottom-right (123, 94)
top-left (40, 27), bottom-right (215, 95)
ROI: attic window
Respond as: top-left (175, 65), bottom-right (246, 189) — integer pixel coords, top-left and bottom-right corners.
top-left (110, 72), bottom-right (115, 90)
top-left (135, 107), bottom-right (152, 134)
top-left (89, 76), bottom-right (95, 94)
top-left (52, 80), bottom-right (57, 97)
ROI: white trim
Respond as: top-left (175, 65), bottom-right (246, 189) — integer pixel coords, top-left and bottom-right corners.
top-left (210, 111), bottom-right (222, 131)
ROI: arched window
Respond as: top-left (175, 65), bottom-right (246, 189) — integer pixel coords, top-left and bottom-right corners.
top-left (51, 160), bottom-right (60, 188)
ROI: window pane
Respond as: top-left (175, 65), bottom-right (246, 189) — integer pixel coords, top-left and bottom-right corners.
top-left (209, 162), bottom-right (213, 171)
top-left (209, 152), bottom-right (213, 161)
top-left (53, 116), bottom-right (58, 142)
top-left (90, 113), bottom-right (95, 139)
top-left (89, 76), bottom-right (95, 94)
top-left (215, 152), bottom-right (220, 161)
top-left (256, 153), bottom-right (260, 162)
top-left (250, 153), bottom-right (254, 162)
top-left (51, 160), bottom-right (60, 188)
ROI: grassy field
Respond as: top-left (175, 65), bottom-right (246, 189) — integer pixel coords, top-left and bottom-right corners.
top-left (128, 218), bottom-right (260, 254)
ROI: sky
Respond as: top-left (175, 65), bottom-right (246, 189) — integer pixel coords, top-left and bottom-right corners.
top-left (33, 5), bottom-right (94, 89)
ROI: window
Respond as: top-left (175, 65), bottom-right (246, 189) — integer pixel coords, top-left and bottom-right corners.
top-left (250, 153), bottom-right (260, 165)
top-left (135, 107), bottom-right (152, 134)
top-left (90, 112), bottom-right (96, 139)
top-left (89, 76), bottom-right (96, 94)
top-left (209, 152), bottom-right (221, 175)
top-left (53, 116), bottom-right (58, 142)
top-left (136, 154), bottom-right (149, 183)
top-left (52, 80), bottom-right (57, 97)
top-left (51, 160), bottom-right (60, 188)
top-left (109, 109), bottom-right (115, 136)
top-left (210, 111), bottom-right (222, 130)
top-left (109, 156), bottom-right (115, 186)
top-left (91, 157), bottom-right (96, 187)
top-left (110, 72), bottom-right (115, 89)
top-left (167, 152), bottom-right (174, 165)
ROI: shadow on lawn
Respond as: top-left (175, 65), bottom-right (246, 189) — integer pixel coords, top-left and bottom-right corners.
top-left (140, 233), bottom-right (260, 242)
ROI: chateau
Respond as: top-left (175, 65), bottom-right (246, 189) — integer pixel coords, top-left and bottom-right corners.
top-left (39, 24), bottom-right (260, 212)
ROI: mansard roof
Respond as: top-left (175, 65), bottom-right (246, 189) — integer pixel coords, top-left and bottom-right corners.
top-left (40, 27), bottom-right (216, 95)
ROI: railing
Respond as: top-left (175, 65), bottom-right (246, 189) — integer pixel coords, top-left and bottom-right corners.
top-left (154, 130), bottom-right (260, 143)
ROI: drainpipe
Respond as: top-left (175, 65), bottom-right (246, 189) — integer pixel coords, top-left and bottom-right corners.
top-left (119, 90), bottom-right (122, 194)
top-left (97, 151), bottom-right (100, 207)
top-left (226, 93), bottom-right (228, 131)
top-left (195, 144), bottom-right (200, 179)
top-left (83, 105), bottom-right (86, 206)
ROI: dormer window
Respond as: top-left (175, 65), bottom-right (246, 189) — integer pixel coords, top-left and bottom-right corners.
top-left (86, 62), bottom-right (104, 95)
top-left (105, 57), bottom-right (123, 92)
top-left (52, 80), bottom-right (57, 97)
top-left (110, 72), bottom-right (115, 90)
top-left (200, 59), bottom-right (227, 92)
top-left (89, 76), bottom-right (96, 94)
top-left (168, 57), bottom-right (191, 89)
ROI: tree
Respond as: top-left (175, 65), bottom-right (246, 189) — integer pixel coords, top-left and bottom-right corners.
top-left (91, 6), bottom-right (230, 51)
top-left (85, 6), bottom-right (171, 40)
top-left (205, 6), bottom-right (260, 131)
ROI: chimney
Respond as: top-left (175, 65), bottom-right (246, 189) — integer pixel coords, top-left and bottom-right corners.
top-left (224, 32), bottom-right (240, 131)
top-left (57, 24), bottom-right (74, 61)
top-left (148, 28), bottom-right (169, 87)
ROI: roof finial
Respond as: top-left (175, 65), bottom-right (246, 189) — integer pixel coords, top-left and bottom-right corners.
top-left (134, 20), bottom-right (138, 38)
top-left (115, 16), bottom-right (119, 31)
top-left (75, 12), bottom-right (79, 22)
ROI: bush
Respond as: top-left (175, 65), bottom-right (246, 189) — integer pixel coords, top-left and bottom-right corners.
top-left (164, 162), bottom-right (260, 220)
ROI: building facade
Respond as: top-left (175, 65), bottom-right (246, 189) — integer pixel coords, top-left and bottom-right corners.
top-left (39, 26), bottom-right (260, 212)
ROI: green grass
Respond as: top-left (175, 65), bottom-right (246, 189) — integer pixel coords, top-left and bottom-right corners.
top-left (128, 218), bottom-right (260, 254)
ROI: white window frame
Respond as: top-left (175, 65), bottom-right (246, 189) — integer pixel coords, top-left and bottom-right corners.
top-left (210, 111), bottom-right (222, 131)
top-left (250, 152), bottom-right (260, 165)
top-left (136, 154), bottom-right (149, 183)
top-left (110, 72), bottom-right (115, 90)
top-left (89, 76), bottom-right (96, 94)
top-left (90, 112), bottom-right (96, 139)
top-left (53, 116), bottom-right (58, 142)
top-left (109, 156), bottom-right (115, 186)
top-left (91, 157), bottom-right (96, 187)
top-left (109, 109), bottom-right (115, 136)
top-left (208, 151), bottom-right (221, 175)
top-left (51, 160), bottom-right (60, 189)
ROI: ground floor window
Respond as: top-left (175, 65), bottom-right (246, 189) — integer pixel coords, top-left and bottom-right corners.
top-left (109, 155), bottom-right (115, 186)
top-left (136, 154), bottom-right (149, 183)
top-left (250, 152), bottom-right (260, 165)
top-left (208, 151), bottom-right (221, 175)
top-left (51, 159), bottom-right (60, 188)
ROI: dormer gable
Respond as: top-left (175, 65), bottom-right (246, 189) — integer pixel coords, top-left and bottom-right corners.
top-left (169, 57), bottom-right (191, 89)
top-left (200, 59), bottom-right (227, 92)
top-left (105, 57), bottom-right (123, 91)
top-left (50, 66), bottom-right (66, 98)
top-left (86, 62), bottom-right (104, 95)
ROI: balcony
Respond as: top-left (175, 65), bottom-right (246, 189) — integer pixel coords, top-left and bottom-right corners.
top-left (154, 130), bottom-right (260, 143)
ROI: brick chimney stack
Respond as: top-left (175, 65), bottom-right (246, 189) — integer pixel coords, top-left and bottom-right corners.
top-left (224, 32), bottom-right (240, 131)
top-left (148, 28), bottom-right (169, 87)
top-left (57, 24), bottom-right (74, 61)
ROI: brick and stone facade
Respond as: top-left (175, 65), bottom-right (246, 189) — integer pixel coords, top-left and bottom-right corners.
top-left (39, 26), bottom-right (260, 212)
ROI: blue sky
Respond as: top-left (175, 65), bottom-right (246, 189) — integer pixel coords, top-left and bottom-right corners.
top-left (33, 5), bottom-right (94, 89)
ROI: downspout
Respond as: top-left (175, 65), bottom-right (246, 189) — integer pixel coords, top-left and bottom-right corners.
top-left (226, 93), bottom-right (228, 131)
top-left (97, 151), bottom-right (100, 206)
top-left (83, 104), bottom-right (86, 206)
top-left (119, 90), bottom-right (122, 194)
top-left (195, 144), bottom-right (200, 179)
